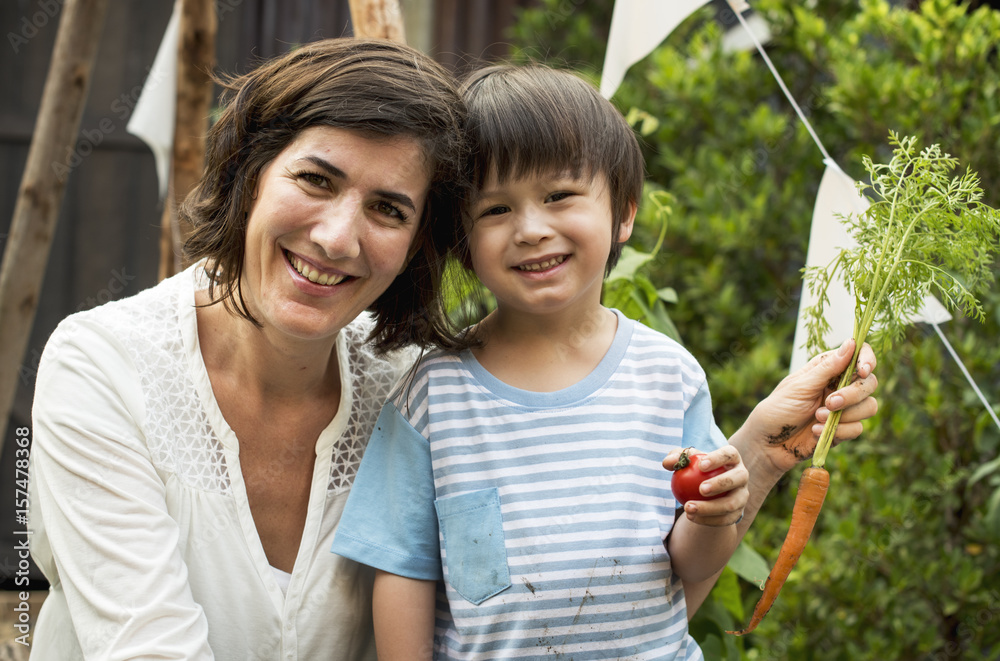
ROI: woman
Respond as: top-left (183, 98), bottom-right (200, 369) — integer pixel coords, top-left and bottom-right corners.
top-left (28, 38), bottom-right (467, 660)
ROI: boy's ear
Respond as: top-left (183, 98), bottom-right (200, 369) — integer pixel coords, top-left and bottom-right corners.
top-left (617, 200), bottom-right (638, 242)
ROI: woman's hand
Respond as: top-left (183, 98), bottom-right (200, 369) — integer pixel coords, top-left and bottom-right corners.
top-left (663, 445), bottom-right (748, 527)
top-left (746, 338), bottom-right (879, 475)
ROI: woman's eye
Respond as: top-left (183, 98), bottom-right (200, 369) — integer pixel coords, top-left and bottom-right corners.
top-left (374, 200), bottom-right (407, 221)
top-left (299, 172), bottom-right (329, 188)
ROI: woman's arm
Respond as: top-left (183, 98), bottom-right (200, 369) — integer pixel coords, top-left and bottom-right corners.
top-left (30, 321), bottom-right (214, 659)
top-left (680, 339), bottom-right (879, 616)
top-left (373, 571), bottom-right (436, 660)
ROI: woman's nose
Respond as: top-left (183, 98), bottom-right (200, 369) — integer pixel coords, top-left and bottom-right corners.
top-left (311, 198), bottom-right (363, 259)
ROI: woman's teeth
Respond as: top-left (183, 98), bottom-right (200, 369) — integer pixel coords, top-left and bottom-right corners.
top-left (290, 254), bottom-right (347, 286)
top-left (518, 255), bottom-right (566, 272)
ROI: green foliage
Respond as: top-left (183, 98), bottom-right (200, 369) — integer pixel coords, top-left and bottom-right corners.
top-left (509, 0), bottom-right (1000, 658)
top-left (603, 189), bottom-right (682, 341)
top-left (505, 0), bottom-right (616, 72)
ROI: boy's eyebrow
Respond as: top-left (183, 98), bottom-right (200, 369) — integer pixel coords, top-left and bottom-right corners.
top-left (299, 155), bottom-right (418, 212)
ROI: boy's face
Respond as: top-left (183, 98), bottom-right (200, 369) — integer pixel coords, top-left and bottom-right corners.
top-left (466, 170), bottom-right (634, 319)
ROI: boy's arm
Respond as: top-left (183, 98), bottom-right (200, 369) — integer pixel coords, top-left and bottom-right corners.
top-left (667, 518), bottom-right (740, 584)
top-left (664, 445), bottom-right (746, 584)
top-left (373, 571), bottom-right (437, 660)
top-left (677, 443), bottom-right (779, 617)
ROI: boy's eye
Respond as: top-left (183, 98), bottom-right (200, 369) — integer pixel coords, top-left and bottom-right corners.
top-left (480, 205), bottom-right (511, 217)
top-left (546, 191), bottom-right (573, 203)
top-left (373, 200), bottom-right (408, 222)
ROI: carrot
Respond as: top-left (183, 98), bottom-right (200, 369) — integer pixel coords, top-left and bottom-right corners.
top-left (728, 466), bottom-right (830, 636)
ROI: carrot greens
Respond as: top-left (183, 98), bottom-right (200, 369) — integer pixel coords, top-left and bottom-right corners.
top-left (803, 131), bottom-right (1000, 468)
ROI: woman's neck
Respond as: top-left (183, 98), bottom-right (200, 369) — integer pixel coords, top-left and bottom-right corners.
top-left (195, 290), bottom-right (341, 403)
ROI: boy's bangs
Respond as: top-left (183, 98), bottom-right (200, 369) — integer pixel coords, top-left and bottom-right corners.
top-left (467, 72), bottom-right (601, 188)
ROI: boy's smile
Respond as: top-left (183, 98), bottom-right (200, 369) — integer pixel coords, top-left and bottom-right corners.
top-left (467, 171), bottom-right (633, 320)
top-left (514, 253), bottom-right (567, 273)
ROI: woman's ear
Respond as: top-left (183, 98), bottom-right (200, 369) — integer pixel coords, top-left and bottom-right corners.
top-left (617, 200), bottom-right (638, 243)
top-left (399, 229), bottom-right (425, 275)
top-left (399, 244), bottom-right (418, 275)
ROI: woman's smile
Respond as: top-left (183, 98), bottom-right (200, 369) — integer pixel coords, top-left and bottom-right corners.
top-left (284, 249), bottom-right (352, 287)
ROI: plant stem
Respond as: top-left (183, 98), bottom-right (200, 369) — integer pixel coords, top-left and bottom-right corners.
top-left (811, 331), bottom-right (863, 468)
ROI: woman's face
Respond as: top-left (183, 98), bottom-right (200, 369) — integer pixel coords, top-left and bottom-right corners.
top-left (242, 125), bottom-right (431, 342)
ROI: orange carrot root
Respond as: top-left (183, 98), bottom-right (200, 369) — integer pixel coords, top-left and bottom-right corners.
top-left (728, 466), bottom-right (830, 636)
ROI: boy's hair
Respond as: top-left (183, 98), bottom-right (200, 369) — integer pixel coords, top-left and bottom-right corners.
top-left (459, 64), bottom-right (645, 273)
top-left (181, 38), bottom-right (469, 353)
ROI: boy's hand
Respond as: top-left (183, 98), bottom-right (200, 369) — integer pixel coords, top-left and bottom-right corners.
top-left (663, 445), bottom-right (748, 527)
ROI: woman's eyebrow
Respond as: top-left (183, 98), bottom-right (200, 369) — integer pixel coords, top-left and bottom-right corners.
top-left (300, 155), bottom-right (417, 212)
top-left (376, 190), bottom-right (418, 213)
top-left (301, 155), bottom-right (347, 179)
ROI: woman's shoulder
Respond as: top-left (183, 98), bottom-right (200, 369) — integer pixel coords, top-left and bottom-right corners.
top-left (60, 266), bottom-right (187, 330)
top-left (42, 267), bottom-right (192, 375)
top-left (339, 312), bottom-right (424, 399)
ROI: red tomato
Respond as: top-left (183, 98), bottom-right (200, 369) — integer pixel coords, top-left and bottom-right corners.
top-left (670, 447), bottom-right (727, 504)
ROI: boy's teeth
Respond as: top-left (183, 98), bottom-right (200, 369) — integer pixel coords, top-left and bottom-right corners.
top-left (518, 255), bottom-right (566, 272)
top-left (290, 253), bottom-right (345, 286)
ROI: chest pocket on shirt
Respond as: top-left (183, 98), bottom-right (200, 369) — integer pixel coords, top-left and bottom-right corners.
top-left (435, 488), bottom-right (511, 605)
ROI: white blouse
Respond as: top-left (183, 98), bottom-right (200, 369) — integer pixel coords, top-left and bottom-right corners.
top-left (28, 264), bottom-right (415, 660)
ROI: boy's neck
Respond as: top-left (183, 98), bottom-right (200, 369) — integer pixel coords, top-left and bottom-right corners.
top-left (470, 305), bottom-right (619, 392)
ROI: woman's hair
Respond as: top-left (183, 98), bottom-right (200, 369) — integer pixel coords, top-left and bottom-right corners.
top-left (459, 64), bottom-right (645, 273)
top-left (182, 38), bottom-right (469, 353)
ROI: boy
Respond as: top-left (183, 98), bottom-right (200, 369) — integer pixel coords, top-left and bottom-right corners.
top-left (332, 64), bottom-right (750, 659)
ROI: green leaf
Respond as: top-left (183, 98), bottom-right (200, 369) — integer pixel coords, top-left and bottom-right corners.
top-left (606, 245), bottom-right (654, 282)
top-left (713, 566), bottom-right (746, 621)
top-left (968, 453), bottom-right (1000, 486)
top-left (985, 486), bottom-right (1000, 527)
top-left (727, 540), bottom-right (770, 588)
top-left (657, 287), bottom-right (678, 304)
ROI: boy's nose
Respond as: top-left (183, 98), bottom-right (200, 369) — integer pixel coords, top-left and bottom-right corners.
top-left (311, 199), bottom-right (363, 260)
top-left (513, 208), bottom-right (552, 245)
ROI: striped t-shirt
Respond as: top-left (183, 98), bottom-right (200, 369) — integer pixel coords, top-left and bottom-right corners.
top-left (333, 310), bottom-right (726, 659)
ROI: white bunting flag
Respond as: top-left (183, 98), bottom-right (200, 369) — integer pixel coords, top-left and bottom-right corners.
top-left (600, 0), bottom-right (709, 99)
top-left (126, 2), bottom-right (180, 200)
top-left (789, 159), bottom-right (951, 372)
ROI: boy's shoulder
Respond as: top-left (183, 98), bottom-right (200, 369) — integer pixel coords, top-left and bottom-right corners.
top-left (617, 311), bottom-right (690, 352)
top-left (388, 345), bottom-right (466, 407)
top-left (615, 313), bottom-right (707, 377)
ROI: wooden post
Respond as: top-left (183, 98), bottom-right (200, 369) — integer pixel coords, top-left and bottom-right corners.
top-left (0, 0), bottom-right (109, 450)
top-left (348, 0), bottom-right (407, 42)
top-left (398, 0), bottom-right (433, 54)
top-left (159, 0), bottom-right (217, 281)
